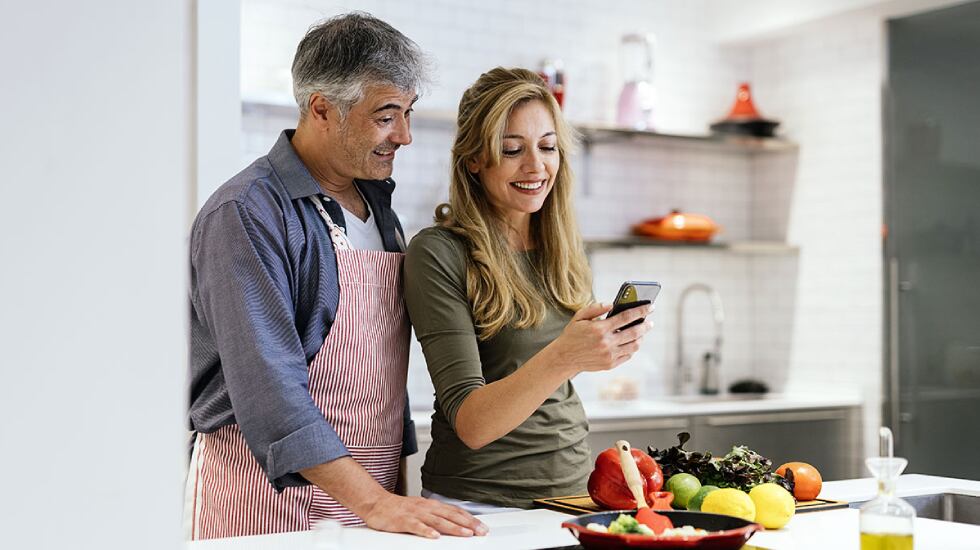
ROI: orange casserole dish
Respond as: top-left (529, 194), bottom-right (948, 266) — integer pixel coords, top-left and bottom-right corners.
top-left (631, 210), bottom-right (721, 242)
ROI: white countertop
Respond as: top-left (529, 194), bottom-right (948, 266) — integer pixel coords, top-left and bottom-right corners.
top-left (187, 475), bottom-right (980, 549)
top-left (411, 392), bottom-right (863, 429)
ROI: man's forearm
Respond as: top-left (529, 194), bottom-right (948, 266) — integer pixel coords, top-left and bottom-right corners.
top-left (300, 457), bottom-right (389, 517)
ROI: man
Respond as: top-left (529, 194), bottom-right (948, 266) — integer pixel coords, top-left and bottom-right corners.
top-left (186, 13), bottom-right (486, 540)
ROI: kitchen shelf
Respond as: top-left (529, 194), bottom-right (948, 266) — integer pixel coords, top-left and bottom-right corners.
top-left (576, 123), bottom-right (797, 154)
top-left (584, 237), bottom-right (799, 255)
top-left (242, 94), bottom-right (458, 128)
top-left (241, 96), bottom-right (797, 153)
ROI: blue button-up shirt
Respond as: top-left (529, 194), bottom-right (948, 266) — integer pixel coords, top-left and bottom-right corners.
top-left (189, 130), bottom-right (416, 491)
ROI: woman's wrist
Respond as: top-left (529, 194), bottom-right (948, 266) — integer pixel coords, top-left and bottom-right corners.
top-left (540, 338), bottom-right (580, 380)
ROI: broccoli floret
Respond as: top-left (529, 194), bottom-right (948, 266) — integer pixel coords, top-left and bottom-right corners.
top-left (608, 514), bottom-right (644, 534)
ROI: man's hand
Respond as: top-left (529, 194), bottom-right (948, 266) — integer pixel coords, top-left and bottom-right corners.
top-left (362, 492), bottom-right (488, 539)
top-left (301, 456), bottom-right (487, 539)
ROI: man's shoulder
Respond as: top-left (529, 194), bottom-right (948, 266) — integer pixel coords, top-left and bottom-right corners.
top-left (196, 156), bottom-right (291, 222)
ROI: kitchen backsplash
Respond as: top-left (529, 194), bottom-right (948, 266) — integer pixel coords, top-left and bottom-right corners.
top-left (240, 0), bottom-right (885, 453)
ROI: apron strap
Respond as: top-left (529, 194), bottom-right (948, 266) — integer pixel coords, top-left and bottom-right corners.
top-left (308, 196), bottom-right (353, 251)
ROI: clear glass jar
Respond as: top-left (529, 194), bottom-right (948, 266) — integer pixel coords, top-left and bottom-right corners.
top-left (859, 456), bottom-right (915, 550)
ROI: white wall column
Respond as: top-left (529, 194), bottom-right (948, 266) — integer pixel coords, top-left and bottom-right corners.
top-left (0, 1), bottom-right (193, 548)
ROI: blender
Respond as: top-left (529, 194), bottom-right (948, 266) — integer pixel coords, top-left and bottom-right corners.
top-left (615, 33), bottom-right (656, 130)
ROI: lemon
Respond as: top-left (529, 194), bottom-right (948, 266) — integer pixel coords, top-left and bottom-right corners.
top-left (701, 488), bottom-right (756, 522)
top-left (665, 473), bottom-right (702, 509)
top-left (749, 483), bottom-right (796, 529)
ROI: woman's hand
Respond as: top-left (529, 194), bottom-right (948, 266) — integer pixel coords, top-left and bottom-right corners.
top-left (548, 302), bottom-right (653, 375)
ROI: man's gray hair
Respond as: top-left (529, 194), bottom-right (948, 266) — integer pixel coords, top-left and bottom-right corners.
top-left (292, 12), bottom-right (432, 119)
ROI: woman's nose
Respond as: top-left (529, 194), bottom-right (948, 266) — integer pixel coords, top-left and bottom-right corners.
top-left (523, 149), bottom-right (545, 172)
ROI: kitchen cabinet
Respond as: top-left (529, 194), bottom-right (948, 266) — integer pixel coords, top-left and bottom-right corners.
top-left (405, 428), bottom-right (431, 497)
top-left (408, 404), bottom-right (862, 495)
top-left (689, 407), bottom-right (862, 481)
top-left (586, 416), bottom-right (689, 459)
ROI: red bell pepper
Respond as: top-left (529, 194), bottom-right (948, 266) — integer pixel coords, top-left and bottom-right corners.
top-left (587, 447), bottom-right (664, 509)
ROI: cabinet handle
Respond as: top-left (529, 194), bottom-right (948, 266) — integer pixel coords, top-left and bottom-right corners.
top-left (888, 256), bottom-right (901, 445)
top-left (589, 418), bottom-right (689, 433)
top-left (704, 409), bottom-right (848, 426)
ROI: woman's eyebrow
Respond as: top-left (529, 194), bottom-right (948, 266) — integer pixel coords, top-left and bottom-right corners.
top-left (503, 131), bottom-right (557, 139)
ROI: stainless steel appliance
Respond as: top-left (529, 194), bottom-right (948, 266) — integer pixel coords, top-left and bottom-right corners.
top-left (884, 1), bottom-right (980, 480)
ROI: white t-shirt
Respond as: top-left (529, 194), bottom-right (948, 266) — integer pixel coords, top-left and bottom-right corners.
top-left (337, 199), bottom-right (385, 251)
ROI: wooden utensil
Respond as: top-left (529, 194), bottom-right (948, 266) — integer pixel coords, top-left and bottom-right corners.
top-left (616, 440), bottom-right (673, 534)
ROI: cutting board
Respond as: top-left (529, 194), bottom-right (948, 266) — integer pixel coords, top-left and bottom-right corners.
top-left (532, 494), bottom-right (849, 515)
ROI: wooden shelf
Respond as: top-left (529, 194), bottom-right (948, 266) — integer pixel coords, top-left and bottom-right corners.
top-left (576, 123), bottom-right (797, 154)
top-left (584, 237), bottom-right (799, 255)
top-left (241, 97), bottom-right (797, 153)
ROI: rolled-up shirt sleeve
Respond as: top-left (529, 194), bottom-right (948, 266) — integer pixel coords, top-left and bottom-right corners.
top-left (403, 229), bottom-right (485, 431)
top-left (192, 199), bottom-right (349, 491)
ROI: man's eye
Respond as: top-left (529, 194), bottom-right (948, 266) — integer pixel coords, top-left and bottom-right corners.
top-left (379, 117), bottom-right (394, 124)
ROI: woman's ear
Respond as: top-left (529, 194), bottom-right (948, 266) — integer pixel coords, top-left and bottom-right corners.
top-left (466, 157), bottom-right (481, 175)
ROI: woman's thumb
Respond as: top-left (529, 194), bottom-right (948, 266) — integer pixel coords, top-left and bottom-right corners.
top-left (573, 301), bottom-right (612, 321)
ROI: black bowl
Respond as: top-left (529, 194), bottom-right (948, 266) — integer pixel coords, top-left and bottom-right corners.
top-left (709, 118), bottom-right (780, 138)
top-left (562, 509), bottom-right (763, 549)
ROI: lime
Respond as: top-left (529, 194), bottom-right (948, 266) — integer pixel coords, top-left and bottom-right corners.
top-left (701, 488), bottom-right (756, 522)
top-left (687, 485), bottom-right (719, 511)
top-left (749, 483), bottom-right (795, 529)
top-left (665, 473), bottom-right (702, 509)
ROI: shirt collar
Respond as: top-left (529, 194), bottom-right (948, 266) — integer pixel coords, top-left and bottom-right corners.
top-left (267, 129), bottom-right (397, 201)
top-left (267, 129), bottom-right (324, 200)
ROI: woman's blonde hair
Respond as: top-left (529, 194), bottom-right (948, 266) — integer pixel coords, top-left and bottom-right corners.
top-left (436, 67), bottom-right (592, 340)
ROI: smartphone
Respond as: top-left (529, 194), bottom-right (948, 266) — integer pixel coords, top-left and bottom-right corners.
top-left (607, 281), bottom-right (661, 330)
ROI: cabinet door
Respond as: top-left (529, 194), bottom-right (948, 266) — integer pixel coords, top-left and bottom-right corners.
top-left (587, 417), bottom-right (690, 460)
top-left (692, 408), bottom-right (859, 481)
top-left (405, 430), bottom-right (431, 497)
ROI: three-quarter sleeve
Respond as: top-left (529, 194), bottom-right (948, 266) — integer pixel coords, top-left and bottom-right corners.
top-left (192, 199), bottom-right (349, 491)
top-left (403, 229), bottom-right (485, 430)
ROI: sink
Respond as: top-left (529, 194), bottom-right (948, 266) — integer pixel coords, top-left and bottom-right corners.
top-left (849, 492), bottom-right (980, 526)
top-left (659, 393), bottom-right (769, 404)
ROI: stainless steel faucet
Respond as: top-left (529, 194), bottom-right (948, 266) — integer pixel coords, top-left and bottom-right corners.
top-left (675, 283), bottom-right (725, 395)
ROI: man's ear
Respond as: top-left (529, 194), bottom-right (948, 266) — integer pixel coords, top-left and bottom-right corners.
top-left (307, 93), bottom-right (336, 127)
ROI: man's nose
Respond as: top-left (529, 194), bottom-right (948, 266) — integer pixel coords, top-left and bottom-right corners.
top-left (390, 115), bottom-right (412, 146)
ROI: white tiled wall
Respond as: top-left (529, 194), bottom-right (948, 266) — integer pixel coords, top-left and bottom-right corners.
top-left (742, 12), bottom-right (885, 455)
top-left (238, 0), bottom-right (886, 456)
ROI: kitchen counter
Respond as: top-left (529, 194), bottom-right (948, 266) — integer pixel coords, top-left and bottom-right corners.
top-left (187, 475), bottom-right (980, 549)
top-left (411, 392), bottom-right (863, 429)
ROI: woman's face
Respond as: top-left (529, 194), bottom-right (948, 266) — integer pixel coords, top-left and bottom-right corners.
top-left (468, 99), bottom-right (559, 225)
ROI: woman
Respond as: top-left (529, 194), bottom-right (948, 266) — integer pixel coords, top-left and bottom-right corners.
top-left (403, 67), bottom-right (653, 511)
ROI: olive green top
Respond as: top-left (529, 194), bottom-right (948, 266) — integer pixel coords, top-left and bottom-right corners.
top-left (403, 226), bottom-right (590, 509)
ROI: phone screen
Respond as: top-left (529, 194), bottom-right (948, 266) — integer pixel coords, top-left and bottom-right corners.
top-left (608, 281), bottom-right (661, 330)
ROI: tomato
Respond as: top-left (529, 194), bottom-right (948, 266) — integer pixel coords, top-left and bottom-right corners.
top-left (776, 462), bottom-right (823, 501)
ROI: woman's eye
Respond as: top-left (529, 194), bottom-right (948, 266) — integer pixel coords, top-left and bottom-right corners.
top-left (540, 146), bottom-right (558, 152)
top-left (503, 148), bottom-right (521, 156)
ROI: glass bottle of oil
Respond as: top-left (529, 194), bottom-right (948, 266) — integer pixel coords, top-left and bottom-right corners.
top-left (860, 428), bottom-right (914, 550)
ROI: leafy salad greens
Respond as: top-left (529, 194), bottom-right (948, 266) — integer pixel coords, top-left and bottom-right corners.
top-left (647, 432), bottom-right (794, 493)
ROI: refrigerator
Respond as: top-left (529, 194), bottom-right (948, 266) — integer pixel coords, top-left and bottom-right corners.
top-left (884, 1), bottom-right (980, 479)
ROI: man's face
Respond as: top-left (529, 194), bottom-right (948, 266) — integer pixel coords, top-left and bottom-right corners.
top-left (327, 84), bottom-right (416, 181)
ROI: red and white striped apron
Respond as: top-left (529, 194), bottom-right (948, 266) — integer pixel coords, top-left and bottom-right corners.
top-left (185, 196), bottom-right (410, 540)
